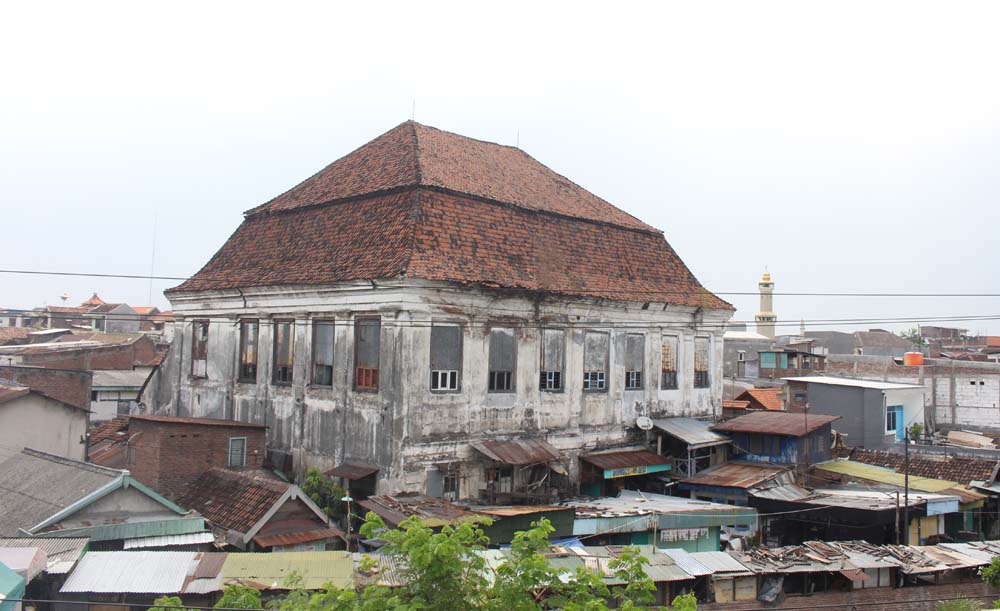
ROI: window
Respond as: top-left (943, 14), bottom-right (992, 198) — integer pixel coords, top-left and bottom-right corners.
top-left (661, 335), bottom-right (678, 390)
top-left (886, 406), bottom-right (900, 433)
top-left (625, 334), bottom-right (644, 390)
top-left (442, 471), bottom-right (459, 500)
top-left (191, 320), bottom-right (209, 378)
top-left (583, 332), bottom-right (609, 392)
top-left (355, 318), bottom-right (380, 391)
top-left (272, 320), bottom-right (294, 384)
top-left (760, 351), bottom-right (776, 369)
top-left (238, 320), bottom-right (259, 383)
top-left (90, 390), bottom-right (98, 402)
top-left (228, 437), bottom-right (247, 467)
top-left (312, 319), bottom-right (335, 386)
top-left (737, 350), bottom-right (746, 362)
top-left (488, 328), bottom-right (516, 392)
top-left (430, 324), bottom-right (462, 391)
top-left (694, 336), bottom-right (710, 388)
top-left (540, 329), bottom-right (565, 391)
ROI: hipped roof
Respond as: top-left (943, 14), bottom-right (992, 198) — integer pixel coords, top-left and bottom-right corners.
top-left (169, 122), bottom-right (730, 310)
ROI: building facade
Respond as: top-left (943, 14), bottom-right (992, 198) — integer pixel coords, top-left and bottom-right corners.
top-left (155, 121), bottom-right (734, 497)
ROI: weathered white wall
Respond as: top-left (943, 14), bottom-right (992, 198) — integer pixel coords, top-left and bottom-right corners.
top-left (161, 280), bottom-right (732, 496)
top-left (0, 393), bottom-right (87, 460)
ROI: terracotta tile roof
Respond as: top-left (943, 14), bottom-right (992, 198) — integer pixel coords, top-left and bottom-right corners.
top-left (88, 416), bottom-right (130, 445)
top-left (132, 307), bottom-right (158, 316)
top-left (174, 469), bottom-right (288, 533)
top-left (735, 388), bottom-right (784, 412)
top-left (80, 293), bottom-right (105, 307)
top-left (169, 124), bottom-right (730, 310)
top-left (253, 527), bottom-right (343, 549)
top-left (849, 448), bottom-right (999, 486)
top-left (130, 414), bottom-right (267, 428)
top-left (0, 328), bottom-right (31, 345)
top-left (722, 399), bottom-right (751, 410)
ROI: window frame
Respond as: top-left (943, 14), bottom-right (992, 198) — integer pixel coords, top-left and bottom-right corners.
top-left (429, 323), bottom-right (463, 393)
top-left (271, 319), bottom-right (295, 386)
top-left (311, 318), bottom-right (336, 387)
top-left (539, 328), bottom-right (566, 393)
top-left (228, 436), bottom-right (248, 467)
top-left (354, 317), bottom-right (381, 392)
top-left (487, 327), bottom-right (516, 393)
top-left (624, 333), bottom-right (645, 391)
top-left (190, 320), bottom-right (209, 378)
top-left (237, 319), bottom-right (259, 384)
top-left (694, 336), bottom-right (711, 389)
top-left (582, 331), bottom-right (610, 393)
top-left (660, 334), bottom-right (679, 390)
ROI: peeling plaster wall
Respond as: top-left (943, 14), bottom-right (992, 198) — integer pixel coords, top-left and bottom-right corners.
top-left (161, 280), bottom-right (732, 495)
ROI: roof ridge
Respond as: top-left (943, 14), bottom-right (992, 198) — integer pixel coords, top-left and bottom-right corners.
top-left (20, 447), bottom-right (125, 477)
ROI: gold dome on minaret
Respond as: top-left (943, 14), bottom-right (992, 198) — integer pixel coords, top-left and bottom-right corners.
top-left (761, 271), bottom-right (772, 283)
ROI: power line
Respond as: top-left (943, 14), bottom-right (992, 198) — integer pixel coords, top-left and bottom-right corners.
top-left (3, 268), bottom-right (1000, 298)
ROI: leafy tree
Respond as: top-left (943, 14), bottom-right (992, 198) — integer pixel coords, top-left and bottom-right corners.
top-left (150, 596), bottom-right (192, 611)
top-left (668, 594), bottom-right (698, 611)
top-left (301, 467), bottom-right (347, 518)
top-left (898, 327), bottom-right (924, 348)
top-left (909, 422), bottom-right (924, 441)
top-left (215, 584), bottom-right (263, 610)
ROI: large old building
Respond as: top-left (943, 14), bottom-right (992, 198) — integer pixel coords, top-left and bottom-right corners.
top-left (154, 121), bottom-right (734, 497)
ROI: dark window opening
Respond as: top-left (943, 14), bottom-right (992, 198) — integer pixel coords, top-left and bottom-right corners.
top-left (238, 320), bottom-right (259, 383)
top-left (191, 320), bottom-right (209, 378)
top-left (312, 319), bottom-right (335, 386)
top-left (355, 318), bottom-right (380, 391)
top-left (228, 437), bottom-right (247, 467)
top-left (661, 335), bottom-right (678, 390)
top-left (442, 471), bottom-right (459, 500)
top-left (272, 320), bottom-right (294, 385)
top-left (488, 328), bottom-right (515, 393)
top-left (540, 329), bottom-right (565, 392)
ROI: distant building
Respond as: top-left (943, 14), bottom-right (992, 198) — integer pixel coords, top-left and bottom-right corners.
top-left (854, 329), bottom-right (913, 358)
top-left (804, 330), bottom-right (857, 356)
top-left (722, 329), bottom-right (771, 379)
top-left (784, 376), bottom-right (925, 448)
top-left (0, 380), bottom-right (89, 461)
top-left (754, 271), bottom-right (776, 339)
top-left (757, 348), bottom-right (826, 378)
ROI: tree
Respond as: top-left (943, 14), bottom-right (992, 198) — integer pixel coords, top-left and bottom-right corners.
top-left (301, 467), bottom-right (347, 518)
top-left (215, 584), bottom-right (263, 610)
top-left (898, 327), bottom-right (924, 348)
top-left (150, 596), bottom-right (192, 611)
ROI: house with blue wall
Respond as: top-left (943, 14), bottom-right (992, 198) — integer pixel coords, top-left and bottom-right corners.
top-left (710, 411), bottom-right (840, 467)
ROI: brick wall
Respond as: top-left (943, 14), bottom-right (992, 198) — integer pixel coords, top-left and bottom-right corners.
top-left (128, 418), bottom-right (267, 498)
top-left (20, 336), bottom-right (161, 370)
top-left (0, 365), bottom-right (92, 410)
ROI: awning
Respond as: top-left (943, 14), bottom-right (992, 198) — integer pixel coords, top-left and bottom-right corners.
top-left (470, 439), bottom-right (560, 465)
top-left (580, 449), bottom-right (670, 479)
top-left (325, 462), bottom-right (379, 480)
top-left (840, 569), bottom-right (870, 582)
top-left (253, 527), bottom-right (345, 549)
top-left (651, 418), bottom-right (729, 449)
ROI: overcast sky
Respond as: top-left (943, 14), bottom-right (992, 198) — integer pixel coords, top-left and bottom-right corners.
top-left (2, 1), bottom-right (998, 334)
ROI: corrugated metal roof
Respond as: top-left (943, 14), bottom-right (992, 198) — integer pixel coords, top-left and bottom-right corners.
top-left (580, 449), bottom-right (669, 470)
top-left (688, 551), bottom-right (753, 576)
top-left (681, 462), bottom-right (788, 489)
top-left (469, 439), bottom-right (560, 465)
top-left (659, 548), bottom-right (712, 576)
top-left (220, 551), bottom-right (354, 590)
top-left (325, 462), bottom-right (379, 480)
top-left (0, 537), bottom-right (88, 574)
top-left (711, 412), bottom-right (840, 436)
top-left (123, 532), bottom-right (215, 550)
top-left (814, 460), bottom-right (964, 493)
top-left (353, 554), bottom-right (408, 587)
top-left (651, 418), bottom-right (729, 449)
top-left (253, 528), bottom-right (344, 549)
top-left (471, 505), bottom-right (571, 518)
top-left (60, 551), bottom-right (197, 593)
top-left (46, 517), bottom-right (207, 543)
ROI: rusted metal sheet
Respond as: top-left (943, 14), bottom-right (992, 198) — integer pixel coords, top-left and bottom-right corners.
top-left (680, 462), bottom-right (788, 489)
top-left (711, 411), bottom-right (840, 436)
top-left (325, 462), bottom-right (379, 480)
top-left (253, 527), bottom-right (344, 549)
top-left (470, 439), bottom-right (559, 465)
top-left (360, 495), bottom-right (488, 528)
top-left (580, 449), bottom-right (669, 470)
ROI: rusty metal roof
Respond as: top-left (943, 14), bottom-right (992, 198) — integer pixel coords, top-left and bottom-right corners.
top-left (711, 411), bottom-right (840, 436)
top-left (325, 462), bottom-right (379, 481)
top-left (680, 462), bottom-right (788, 489)
top-left (359, 495), bottom-right (489, 528)
top-left (253, 527), bottom-right (344, 549)
top-left (470, 439), bottom-right (560, 465)
top-left (580, 449), bottom-right (669, 470)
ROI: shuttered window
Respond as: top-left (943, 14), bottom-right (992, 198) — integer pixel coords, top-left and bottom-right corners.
top-left (625, 334), bottom-right (644, 390)
top-left (355, 318), bottom-right (380, 391)
top-left (583, 332), bottom-right (609, 392)
top-left (228, 437), bottom-right (247, 467)
top-left (540, 329), bottom-right (565, 391)
top-left (694, 336), bottom-right (710, 388)
top-left (661, 335), bottom-right (678, 390)
top-left (238, 320), bottom-right (259, 383)
top-left (488, 328), bottom-right (515, 392)
top-left (272, 320), bottom-right (294, 385)
top-left (191, 321), bottom-right (209, 378)
top-left (312, 319), bottom-right (335, 386)
top-left (430, 324), bottom-right (462, 391)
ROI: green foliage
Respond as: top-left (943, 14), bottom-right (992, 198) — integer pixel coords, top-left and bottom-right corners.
top-left (935, 600), bottom-right (983, 611)
top-left (982, 557), bottom-right (1000, 589)
top-left (898, 327), bottom-right (924, 347)
top-left (167, 515), bottom-right (685, 611)
top-left (215, 584), bottom-right (263, 610)
top-left (150, 596), bottom-right (190, 611)
top-left (909, 422), bottom-right (924, 441)
top-left (301, 467), bottom-right (347, 518)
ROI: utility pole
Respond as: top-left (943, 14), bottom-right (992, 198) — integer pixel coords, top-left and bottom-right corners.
top-left (895, 490), bottom-right (900, 544)
top-left (903, 429), bottom-right (911, 544)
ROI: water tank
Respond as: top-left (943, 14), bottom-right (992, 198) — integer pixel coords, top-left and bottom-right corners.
top-left (904, 351), bottom-right (925, 366)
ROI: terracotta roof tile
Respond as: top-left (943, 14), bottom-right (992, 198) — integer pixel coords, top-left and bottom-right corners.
top-left (174, 469), bottom-right (288, 533)
top-left (0, 328), bottom-right (31, 345)
top-left (735, 388), bottom-right (784, 412)
top-left (169, 133), bottom-right (729, 309)
top-left (849, 448), bottom-right (998, 486)
top-left (88, 416), bottom-right (130, 445)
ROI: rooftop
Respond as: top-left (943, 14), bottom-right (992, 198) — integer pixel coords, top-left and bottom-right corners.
top-left (174, 469), bottom-right (289, 533)
top-left (734, 387), bottom-right (784, 411)
top-left (130, 414), bottom-right (268, 428)
top-left (358, 495), bottom-right (488, 528)
top-left (168, 122), bottom-right (730, 310)
top-left (680, 462), bottom-right (789, 489)
top-left (783, 376), bottom-right (925, 390)
top-left (849, 448), bottom-right (999, 486)
top-left (711, 411), bottom-right (840, 436)
top-left (651, 418), bottom-right (729, 449)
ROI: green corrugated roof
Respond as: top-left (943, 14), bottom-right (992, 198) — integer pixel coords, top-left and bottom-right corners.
top-left (814, 460), bottom-right (959, 493)
top-left (43, 517), bottom-right (206, 543)
top-left (221, 552), bottom-right (354, 590)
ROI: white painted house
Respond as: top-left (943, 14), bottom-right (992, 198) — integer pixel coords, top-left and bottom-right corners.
top-left (155, 121), bottom-right (734, 498)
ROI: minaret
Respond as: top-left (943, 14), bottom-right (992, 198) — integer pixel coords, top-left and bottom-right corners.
top-left (755, 270), bottom-right (776, 339)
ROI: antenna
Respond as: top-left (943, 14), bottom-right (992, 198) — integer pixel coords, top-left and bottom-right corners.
top-left (516, 130), bottom-right (520, 148)
top-left (148, 211), bottom-right (158, 304)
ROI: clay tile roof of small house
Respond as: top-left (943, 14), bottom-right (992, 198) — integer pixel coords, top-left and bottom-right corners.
top-left (80, 293), bottom-right (105, 307)
top-left (87, 303), bottom-right (123, 314)
top-left (735, 388), bottom-right (784, 412)
top-left (132, 307), bottom-right (157, 315)
top-left (854, 331), bottom-right (912, 348)
top-left (849, 449), bottom-right (999, 486)
top-left (168, 122), bottom-right (731, 310)
top-left (0, 328), bottom-right (31, 344)
top-left (722, 399), bottom-right (751, 410)
top-left (174, 469), bottom-right (288, 533)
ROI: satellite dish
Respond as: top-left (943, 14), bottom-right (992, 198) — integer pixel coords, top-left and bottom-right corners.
top-left (636, 416), bottom-right (653, 431)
